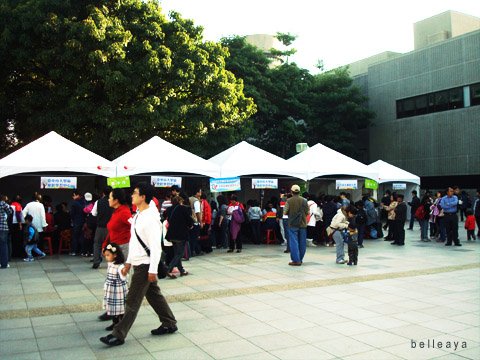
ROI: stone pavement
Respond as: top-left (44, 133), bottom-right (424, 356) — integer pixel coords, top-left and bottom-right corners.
top-left (0, 226), bottom-right (479, 359)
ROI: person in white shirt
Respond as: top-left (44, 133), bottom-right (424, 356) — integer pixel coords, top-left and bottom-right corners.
top-left (100, 182), bottom-right (177, 347)
top-left (22, 193), bottom-right (47, 234)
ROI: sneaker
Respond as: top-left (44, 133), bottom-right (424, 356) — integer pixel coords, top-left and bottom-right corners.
top-left (69, 252), bottom-right (76, 256)
top-left (454, 243), bottom-right (462, 246)
top-left (236, 249), bottom-right (242, 253)
top-left (23, 258), bottom-right (34, 262)
top-left (358, 244), bottom-right (364, 248)
top-left (151, 324), bottom-right (178, 335)
top-left (336, 260), bottom-right (347, 264)
top-left (38, 254), bottom-right (46, 259)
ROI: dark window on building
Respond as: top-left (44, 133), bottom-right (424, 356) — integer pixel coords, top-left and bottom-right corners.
top-left (449, 88), bottom-right (463, 109)
top-left (396, 85), bottom-right (466, 119)
top-left (471, 83), bottom-right (480, 106)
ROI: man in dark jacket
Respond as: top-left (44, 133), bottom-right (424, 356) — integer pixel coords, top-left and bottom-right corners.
top-left (70, 191), bottom-right (86, 256)
top-left (393, 194), bottom-right (407, 246)
top-left (407, 190), bottom-right (420, 230)
top-left (92, 186), bottom-right (113, 270)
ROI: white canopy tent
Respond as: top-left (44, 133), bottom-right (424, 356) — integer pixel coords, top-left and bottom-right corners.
top-left (0, 131), bottom-right (116, 178)
top-left (368, 160), bottom-right (421, 185)
top-left (114, 136), bottom-right (220, 178)
top-left (286, 143), bottom-right (379, 181)
top-left (209, 141), bottom-right (307, 180)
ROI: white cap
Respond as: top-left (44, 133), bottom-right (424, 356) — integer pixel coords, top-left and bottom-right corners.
top-left (84, 192), bottom-right (93, 201)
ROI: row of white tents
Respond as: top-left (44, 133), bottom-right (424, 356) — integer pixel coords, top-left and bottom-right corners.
top-left (0, 131), bottom-right (420, 186)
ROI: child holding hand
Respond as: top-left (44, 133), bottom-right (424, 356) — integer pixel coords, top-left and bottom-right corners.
top-left (102, 243), bottom-right (128, 331)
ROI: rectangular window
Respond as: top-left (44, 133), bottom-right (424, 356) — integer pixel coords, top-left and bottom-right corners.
top-left (471, 83), bottom-right (480, 106)
top-left (434, 90), bottom-right (449, 112)
top-left (415, 95), bottom-right (428, 115)
top-left (449, 87), bottom-right (463, 109)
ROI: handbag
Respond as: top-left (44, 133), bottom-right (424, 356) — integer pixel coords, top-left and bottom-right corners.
top-left (134, 217), bottom-right (168, 279)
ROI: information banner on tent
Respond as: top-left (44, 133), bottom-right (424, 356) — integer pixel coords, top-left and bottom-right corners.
top-left (210, 177), bottom-right (241, 193)
top-left (335, 179), bottom-right (358, 190)
top-left (41, 177), bottom-right (77, 189)
top-left (365, 179), bottom-right (378, 190)
top-left (151, 176), bottom-right (182, 188)
top-left (107, 176), bottom-right (131, 189)
top-left (252, 178), bottom-right (278, 189)
top-left (393, 183), bottom-right (407, 190)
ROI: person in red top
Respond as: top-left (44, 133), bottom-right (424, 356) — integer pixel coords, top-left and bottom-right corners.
top-left (465, 209), bottom-right (476, 241)
top-left (199, 193), bottom-right (212, 253)
top-left (102, 189), bottom-right (132, 258)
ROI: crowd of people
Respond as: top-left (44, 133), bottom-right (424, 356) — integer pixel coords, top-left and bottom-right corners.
top-left (0, 182), bottom-right (478, 347)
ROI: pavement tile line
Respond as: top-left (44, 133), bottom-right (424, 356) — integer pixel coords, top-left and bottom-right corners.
top-left (1, 262), bottom-right (478, 320)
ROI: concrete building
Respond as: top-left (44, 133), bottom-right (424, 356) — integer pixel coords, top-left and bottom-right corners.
top-left (245, 34), bottom-right (283, 67)
top-left (348, 11), bottom-right (480, 189)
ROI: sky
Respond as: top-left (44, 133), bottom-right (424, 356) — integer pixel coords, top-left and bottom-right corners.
top-left (159, 0), bottom-right (480, 73)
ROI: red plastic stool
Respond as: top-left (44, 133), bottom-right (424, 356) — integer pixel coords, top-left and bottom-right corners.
top-left (43, 236), bottom-right (53, 256)
top-left (58, 230), bottom-right (72, 254)
top-left (265, 229), bottom-right (277, 244)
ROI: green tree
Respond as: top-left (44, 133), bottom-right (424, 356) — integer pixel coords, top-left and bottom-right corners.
top-left (221, 36), bottom-right (374, 159)
top-left (0, 0), bottom-right (255, 158)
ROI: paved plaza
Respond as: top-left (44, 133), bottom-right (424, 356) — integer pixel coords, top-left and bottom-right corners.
top-left (0, 226), bottom-right (479, 360)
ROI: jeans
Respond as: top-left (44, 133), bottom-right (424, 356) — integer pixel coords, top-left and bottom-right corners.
top-left (332, 231), bottom-right (345, 262)
top-left (0, 231), bottom-right (9, 268)
top-left (283, 219), bottom-right (290, 251)
top-left (167, 240), bottom-right (186, 273)
top-left (288, 227), bottom-right (306, 263)
top-left (408, 214), bottom-right (415, 229)
top-left (25, 244), bottom-right (45, 259)
top-left (71, 224), bottom-right (83, 254)
top-left (92, 227), bottom-right (108, 266)
top-left (357, 224), bottom-right (365, 246)
top-left (250, 219), bottom-right (261, 244)
top-left (419, 219), bottom-right (429, 240)
top-left (188, 225), bottom-right (201, 257)
top-left (437, 217), bottom-right (446, 241)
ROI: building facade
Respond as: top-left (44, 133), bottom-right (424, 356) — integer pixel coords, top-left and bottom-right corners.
top-left (349, 11), bottom-right (480, 189)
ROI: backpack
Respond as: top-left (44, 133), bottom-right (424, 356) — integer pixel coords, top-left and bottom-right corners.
top-left (415, 205), bottom-right (426, 220)
top-left (356, 210), bottom-right (367, 225)
top-left (232, 207), bottom-right (245, 224)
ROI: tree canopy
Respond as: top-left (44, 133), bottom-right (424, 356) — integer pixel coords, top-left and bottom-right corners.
top-left (221, 35), bottom-right (374, 159)
top-left (0, 0), bottom-right (255, 159)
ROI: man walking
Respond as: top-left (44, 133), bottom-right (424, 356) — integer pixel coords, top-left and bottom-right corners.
top-left (283, 185), bottom-right (309, 266)
top-left (101, 182), bottom-right (177, 346)
top-left (407, 190), bottom-right (420, 230)
top-left (92, 186), bottom-right (113, 270)
top-left (393, 194), bottom-right (407, 246)
top-left (440, 187), bottom-right (461, 246)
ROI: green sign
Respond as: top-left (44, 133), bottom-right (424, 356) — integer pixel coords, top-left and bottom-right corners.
top-left (365, 179), bottom-right (378, 190)
top-left (107, 176), bottom-right (130, 189)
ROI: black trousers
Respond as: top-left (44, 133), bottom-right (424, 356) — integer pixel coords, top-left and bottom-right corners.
top-left (444, 214), bottom-right (459, 245)
top-left (393, 220), bottom-right (405, 245)
top-left (348, 242), bottom-right (358, 264)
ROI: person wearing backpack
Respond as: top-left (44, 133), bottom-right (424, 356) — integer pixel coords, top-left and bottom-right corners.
top-left (227, 195), bottom-right (244, 253)
top-left (23, 215), bottom-right (46, 262)
top-left (283, 185), bottom-right (309, 266)
top-left (417, 195), bottom-right (431, 242)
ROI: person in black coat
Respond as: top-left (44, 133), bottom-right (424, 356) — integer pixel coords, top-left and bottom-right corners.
top-left (165, 194), bottom-right (193, 278)
top-left (393, 194), bottom-right (407, 245)
top-left (407, 190), bottom-right (420, 230)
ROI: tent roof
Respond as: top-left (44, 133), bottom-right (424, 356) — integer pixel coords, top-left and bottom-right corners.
top-left (286, 143), bottom-right (379, 181)
top-left (0, 131), bottom-right (115, 178)
top-left (114, 136), bottom-right (220, 177)
top-left (209, 141), bottom-right (307, 179)
top-left (368, 160), bottom-right (421, 185)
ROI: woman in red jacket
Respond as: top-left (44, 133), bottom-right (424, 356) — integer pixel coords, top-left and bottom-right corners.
top-left (102, 189), bottom-right (132, 259)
